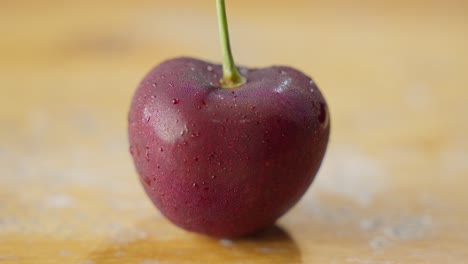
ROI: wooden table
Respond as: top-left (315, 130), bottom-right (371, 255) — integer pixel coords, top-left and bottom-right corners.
top-left (1, 1), bottom-right (467, 263)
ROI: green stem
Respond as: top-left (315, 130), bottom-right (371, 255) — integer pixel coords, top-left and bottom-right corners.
top-left (216, 0), bottom-right (246, 88)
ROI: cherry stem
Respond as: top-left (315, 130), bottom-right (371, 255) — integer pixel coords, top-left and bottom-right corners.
top-left (216, 0), bottom-right (246, 88)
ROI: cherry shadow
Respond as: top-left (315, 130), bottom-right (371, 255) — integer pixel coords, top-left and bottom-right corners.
top-left (86, 217), bottom-right (302, 263)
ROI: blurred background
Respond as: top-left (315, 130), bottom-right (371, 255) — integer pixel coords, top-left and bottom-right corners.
top-left (1, 1), bottom-right (467, 263)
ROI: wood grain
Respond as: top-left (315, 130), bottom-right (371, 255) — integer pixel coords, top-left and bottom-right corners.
top-left (1, 1), bottom-right (467, 263)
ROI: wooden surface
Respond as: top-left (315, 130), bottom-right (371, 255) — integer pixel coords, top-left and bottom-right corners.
top-left (1, 1), bottom-right (468, 263)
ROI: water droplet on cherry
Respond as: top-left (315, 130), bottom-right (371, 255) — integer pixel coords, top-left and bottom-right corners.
top-left (144, 177), bottom-right (151, 186)
top-left (172, 99), bottom-right (180, 104)
top-left (145, 147), bottom-right (151, 161)
top-left (319, 102), bottom-right (328, 127)
top-left (134, 146), bottom-right (140, 156)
